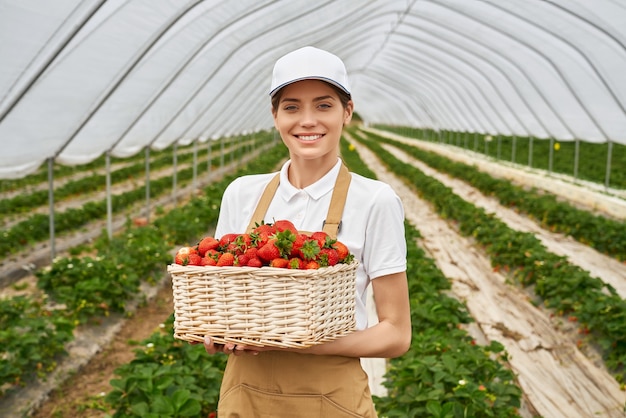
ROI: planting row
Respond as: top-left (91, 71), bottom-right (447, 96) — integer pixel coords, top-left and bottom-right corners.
top-left (0, 134), bottom-right (271, 262)
top-left (0, 134), bottom-right (263, 196)
top-left (376, 126), bottom-right (626, 190)
top-left (0, 135), bottom-right (254, 220)
top-left (361, 130), bottom-right (626, 262)
top-left (353, 130), bottom-right (626, 385)
top-left (0, 141), bottom-right (287, 401)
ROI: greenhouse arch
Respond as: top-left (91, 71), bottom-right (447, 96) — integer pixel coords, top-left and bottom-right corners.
top-left (1, 0), bottom-right (625, 180)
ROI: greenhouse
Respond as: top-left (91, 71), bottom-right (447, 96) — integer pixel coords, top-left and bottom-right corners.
top-left (1, 0), bottom-right (625, 417)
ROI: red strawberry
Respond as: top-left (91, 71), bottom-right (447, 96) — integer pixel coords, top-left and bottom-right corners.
top-left (236, 254), bottom-right (250, 267)
top-left (258, 239), bottom-right (281, 262)
top-left (310, 231), bottom-right (330, 248)
top-left (216, 252), bottom-right (235, 267)
top-left (253, 222), bottom-right (275, 236)
top-left (317, 248), bottom-right (339, 267)
top-left (174, 246), bottom-right (198, 265)
top-left (304, 260), bottom-right (320, 270)
top-left (244, 247), bottom-right (258, 260)
top-left (205, 249), bottom-right (220, 260)
top-left (218, 233), bottom-right (238, 249)
top-left (187, 253), bottom-right (203, 266)
top-left (201, 256), bottom-right (217, 266)
top-left (333, 240), bottom-right (351, 262)
top-left (251, 223), bottom-right (275, 247)
top-left (225, 234), bottom-right (251, 255)
top-left (288, 257), bottom-right (305, 269)
top-left (197, 236), bottom-right (219, 256)
top-left (290, 233), bottom-right (307, 258)
top-left (246, 257), bottom-right (263, 268)
top-left (270, 258), bottom-right (289, 268)
top-left (298, 238), bottom-right (320, 260)
top-left (273, 219), bottom-right (298, 234)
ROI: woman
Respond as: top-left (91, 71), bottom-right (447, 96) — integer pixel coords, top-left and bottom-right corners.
top-left (205, 46), bottom-right (411, 417)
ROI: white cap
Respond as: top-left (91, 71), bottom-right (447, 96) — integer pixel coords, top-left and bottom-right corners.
top-left (269, 46), bottom-right (351, 97)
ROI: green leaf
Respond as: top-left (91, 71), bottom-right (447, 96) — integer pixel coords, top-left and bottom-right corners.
top-left (426, 400), bottom-right (442, 415)
top-left (177, 399), bottom-right (202, 417)
top-left (151, 394), bottom-right (175, 415)
top-left (130, 401), bottom-right (150, 416)
top-left (171, 389), bottom-right (191, 409)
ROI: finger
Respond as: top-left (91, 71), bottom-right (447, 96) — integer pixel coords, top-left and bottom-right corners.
top-left (203, 336), bottom-right (223, 354)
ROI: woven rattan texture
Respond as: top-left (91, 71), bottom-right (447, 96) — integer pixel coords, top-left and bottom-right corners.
top-left (168, 262), bottom-right (358, 348)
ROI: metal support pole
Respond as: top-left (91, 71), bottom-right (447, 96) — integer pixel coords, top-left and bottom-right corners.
top-left (230, 136), bottom-right (235, 165)
top-left (172, 142), bottom-right (178, 205)
top-left (512, 135), bottom-right (517, 163)
top-left (220, 137), bottom-right (225, 170)
top-left (497, 135), bottom-right (502, 160)
top-left (192, 139), bottom-right (198, 192)
top-left (207, 140), bottom-right (212, 180)
top-left (48, 158), bottom-right (56, 262)
top-left (605, 141), bottom-right (613, 189)
top-left (574, 140), bottom-right (580, 180)
top-left (106, 151), bottom-right (112, 239)
top-left (239, 136), bottom-right (244, 164)
top-left (145, 146), bottom-right (151, 221)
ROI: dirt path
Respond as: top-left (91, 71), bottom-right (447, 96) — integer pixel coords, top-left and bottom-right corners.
top-left (379, 143), bottom-right (626, 299)
top-left (348, 136), bottom-right (626, 417)
top-left (29, 279), bottom-right (175, 418)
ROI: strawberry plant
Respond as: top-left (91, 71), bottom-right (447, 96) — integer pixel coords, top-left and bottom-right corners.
top-left (377, 126), bottom-right (626, 189)
top-left (341, 137), bottom-right (522, 416)
top-left (0, 139), bottom-right (286, 400)
top-left (355, 132), bottom-right (626, 384)
top-left (105, 316), bottom-right (226, 417)
top-left (361, 130), bottom-right (626, 261)
top-left (36, 225), bottom-right (172, 323)
top-left (0, 135), bottom-right (267, 260)
top-left (0, 296), bottom-right (74, 394)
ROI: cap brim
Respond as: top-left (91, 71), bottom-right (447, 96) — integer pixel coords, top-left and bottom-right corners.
top-left (269, 77), bottom-right (351, 97)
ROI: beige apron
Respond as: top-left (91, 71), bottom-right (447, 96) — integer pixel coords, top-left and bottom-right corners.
top-left (217, 163), bottom-right (378, 417)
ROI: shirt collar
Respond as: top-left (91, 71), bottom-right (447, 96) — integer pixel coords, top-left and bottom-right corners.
top-left (278, 158), bottom-right (342, 201)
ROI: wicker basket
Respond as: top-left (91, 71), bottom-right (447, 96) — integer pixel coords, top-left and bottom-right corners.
top-left (168, 261), bottom-right (358, 348)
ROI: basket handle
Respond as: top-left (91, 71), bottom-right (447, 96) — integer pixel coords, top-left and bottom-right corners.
top-left (246, 163), bottom-right (351, 239)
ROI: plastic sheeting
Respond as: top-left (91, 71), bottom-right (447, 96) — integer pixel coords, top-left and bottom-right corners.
top-left (1, 0), bottom-right (625, 179)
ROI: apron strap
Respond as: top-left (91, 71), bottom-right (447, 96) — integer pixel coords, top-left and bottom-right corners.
top-left (246, 163), bottom-right (352, 240)
top-left (247, 173), bottom-right (281, 233)
top-left (321, 163), bottom-right (351, 239)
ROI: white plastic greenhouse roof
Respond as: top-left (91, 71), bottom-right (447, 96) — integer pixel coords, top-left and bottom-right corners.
top-left (1, 0), bottom-right (625, 179)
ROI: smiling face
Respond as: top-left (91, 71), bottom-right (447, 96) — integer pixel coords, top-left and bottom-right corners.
top-left (272, 79), bottom-right (353, 168)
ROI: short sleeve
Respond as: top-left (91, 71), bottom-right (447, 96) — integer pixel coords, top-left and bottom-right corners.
top-left (361, 184), bottom-right (406, 279)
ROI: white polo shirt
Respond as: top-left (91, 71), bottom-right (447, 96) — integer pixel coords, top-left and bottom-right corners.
top-left (214, 158), bottom-right (407, 330)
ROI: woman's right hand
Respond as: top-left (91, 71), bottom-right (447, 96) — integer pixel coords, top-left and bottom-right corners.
top-left (202, 336), bottom-right (258, 356)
